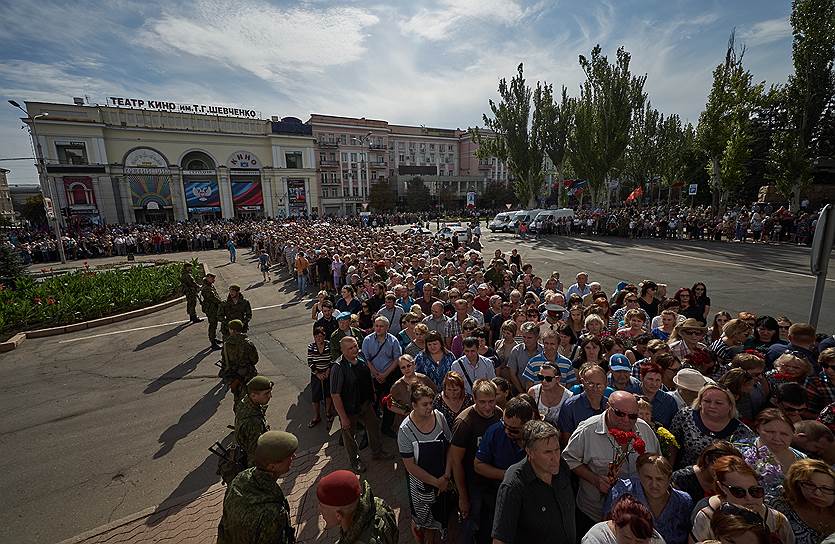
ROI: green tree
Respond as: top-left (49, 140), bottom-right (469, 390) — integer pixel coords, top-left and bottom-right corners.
top-left (480, 180), bottom-right (517, 209)
top-left (0, 242), bottom-right (26, 281)
top-left (540, 85), bottom-right (575, 206)
top-left (404, 177), bottom-right (432, 211)
top-left (368, 180), bottom-right (395, 212)
top-left (569, 45), bottom-right (647, 206)
top-left (472, 63), bottom-right (546, 208)
top-left (697, 32), bottom-right (764, 210)
top-left (657, 117), bottom-right (697, 204)
top-left (769, 0), bottom-right (835, 209)
top-left (19, 194), bottom-right (47, 226)
top-left (623, 101), bottom-right (663, 201)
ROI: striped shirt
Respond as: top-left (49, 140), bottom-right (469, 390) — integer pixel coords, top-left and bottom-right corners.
top-left (307, 341), bottom-right (331, 373)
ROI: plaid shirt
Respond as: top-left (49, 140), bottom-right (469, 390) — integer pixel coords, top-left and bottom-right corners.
top-left (806, 373), bottom-right (835, 414)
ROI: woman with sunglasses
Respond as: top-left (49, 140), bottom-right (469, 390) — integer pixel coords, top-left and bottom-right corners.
top-left (671, 441), bottom-right (744, 505)
top-left (691, 455), bottom-right (794, 544)
top-left (710, 311), bottom-right (732, 342)
top-left (740, 409), bottom-right (807, 499)
top-left (691, 282), bottom-right (711, 324)
top-left (668, 318), bottom-right (709, 363)
top-left (767, 352), bottom-right (813, 390)
top-left (768, 459), bottom-right (835, 544)
top-left (668, 384), bottom-right (756, 469)
top-left (526, 363), bottom-right (573, 427)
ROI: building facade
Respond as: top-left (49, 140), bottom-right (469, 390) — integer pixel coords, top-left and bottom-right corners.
top-left (0, 169), bottom-right (13, 223)
top-left (19, 101), bottom-right (318, 226)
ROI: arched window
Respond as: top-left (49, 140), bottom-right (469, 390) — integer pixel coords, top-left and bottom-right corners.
top-left (181, 151), bottom-right (216, 171)
top-left (68, 182), bottom-right (93, 205)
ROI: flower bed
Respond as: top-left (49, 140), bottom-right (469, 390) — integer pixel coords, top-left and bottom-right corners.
top-left (0, 261), bottom-right (200, 339)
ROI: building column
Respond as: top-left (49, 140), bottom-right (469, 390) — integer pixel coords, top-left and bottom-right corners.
top-left (217, 166), bottom-right (234, 219)
top-left (304, 177), bottom-right (312, 215)
top-left (277, 176), bottom-right (288, 218)
top-left (262, 168), bottom-right (274, 218)
top-left (169, 168), bottom-right (187, 221)
top-left (93, 172), bottom-right (118, 224)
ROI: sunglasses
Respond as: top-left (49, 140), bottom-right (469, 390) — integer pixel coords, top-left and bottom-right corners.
top-left (612, 407), bottom-right (639, 420)
top-left (536, 374), bottom-right (557, 382)
top-left (721, 481), bottom-right (765, 499)
top-left (799, 480), bottom-right (835, 496)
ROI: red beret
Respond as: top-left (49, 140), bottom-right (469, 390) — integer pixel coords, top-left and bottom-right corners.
top-left (316, 470), bottom-right (361, 507)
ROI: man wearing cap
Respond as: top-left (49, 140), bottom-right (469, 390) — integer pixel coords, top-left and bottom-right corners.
top-left (330, 312), bottom-right (365, 361)
top-left (180, 262), bottom-right (202, 324)
top-left (220, 285), bottom-right (252, 340)
top-left (563, 391), bottom-right (661, 535)
top-left (201, 272), bottom-right (223, 350)
top-left (670, 368), bottom-right (714, 409)
top-left (314, 300), bottom-right (338, 339)
top-left (317, 469), bottom-right (397, 544)
top-left (222, 319), bottom-right (260, 412)
top-left (235, 376), bottom-right (272, 469)
top-left (330, 336), bottom-right (392, 473)
top-left (608, 354), bottom-right (643, 394)
top-left (217, 430), bottom-right (298, 544)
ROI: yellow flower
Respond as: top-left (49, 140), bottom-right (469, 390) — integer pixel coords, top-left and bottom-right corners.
top-left (656, 427), bottom-right (679, 448)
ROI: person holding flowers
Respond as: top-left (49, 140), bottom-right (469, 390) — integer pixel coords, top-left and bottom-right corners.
top-left (564, 391), bottom-right (661, 537)
top-left (739, 408), bottom-right (807, 499)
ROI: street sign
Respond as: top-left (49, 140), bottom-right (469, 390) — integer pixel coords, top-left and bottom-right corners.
top-left (43, 197), bottom-right (55, 220)
top-left (361, 203), bottom-right (369, 210)
top-left (809, 204), bottom-right (835, 327)
top-left (505, 203), bottom-right (512, 210)
top-left (688, 184), bottom-right (698, 196)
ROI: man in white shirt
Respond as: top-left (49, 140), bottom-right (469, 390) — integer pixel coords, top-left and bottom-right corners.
top-left (451, 337), bottom-right (496, 394)
top-left (566, 272), bottom-right (591, 300)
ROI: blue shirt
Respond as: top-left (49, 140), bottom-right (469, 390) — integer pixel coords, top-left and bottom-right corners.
top-left (476, 420), bottom-right (525, 471)
top-left (557, 392), bottom-right (608, 435)
top-left (608, 374), bottom-right (643, 394)
top-left (415, 351), bottom-right (456, 390)
top-left (522, 353), bottom-right (576, 387)
top-left (648, 390), bottom-right (679, 427)
top-left (602, 477), bottom-right (693, 544)
top-left (569, 384), bottom-right (616, 398)
top-left (397, 297), bottom-right (414, 313)
top-left (360, 332), bottom-right (402, 373)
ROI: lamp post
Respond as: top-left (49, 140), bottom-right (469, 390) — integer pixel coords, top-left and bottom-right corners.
top-left (9, 100), bottom-right (67, 263)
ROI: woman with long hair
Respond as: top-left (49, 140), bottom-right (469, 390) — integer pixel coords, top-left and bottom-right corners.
top-left (744, 315), bottom-right (786, 355)
top-left (572, 334), bottom-right (605, 370)
top-left (710, 311), bottom-right (732, 342)
top-left (583, 494), bottom-right (665, 544)
top-left (769, 459), bottom-right (835, 544)
top-left (691, 282), bottom-right (711, 323)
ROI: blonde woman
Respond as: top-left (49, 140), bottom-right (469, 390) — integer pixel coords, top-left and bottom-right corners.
top-left (494, 320), bottom-right (518, 382)
top-left (769, 459), bottom-right (835, 544)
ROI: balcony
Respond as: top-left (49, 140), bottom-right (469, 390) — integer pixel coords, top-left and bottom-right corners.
top-left (369, 162), bottom-right (388, 169)
top-left (368, 143), bottom-right (387, 150)
top-left (318, 141), bottom-right (339, 148)
top-left (319, 159), bottom-right (339, 168)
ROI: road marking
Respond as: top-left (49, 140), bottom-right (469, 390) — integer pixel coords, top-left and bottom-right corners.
top-left (58, 320), bottom-right (190, 343)
top-left (632, 247), bottom-right (835, 282)
top-left (539, 248), bottom-right (565, 255)
top-left (56, 299), bottom-right (315, 343)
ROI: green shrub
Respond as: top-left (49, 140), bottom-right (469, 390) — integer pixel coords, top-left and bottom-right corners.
top-left (0, 261), bottom-right (200, 337)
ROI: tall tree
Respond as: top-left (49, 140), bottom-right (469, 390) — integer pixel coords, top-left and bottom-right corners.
top-left (540, 85), bottom-right (575, 206)
top-left (624, 101), bottom-right (663, 201)
top-left (769, 0), bottom-right (835, 209)
top-left (368, 180), bottom-right (396, 212)
top-left (657, 116), bottom-right (697, 203)
top-left (404, 177), bottom-right (432, 211)
top-left (472, 63), bottom-right (546, 208)
top-left (696, 32), bottom-right (762, 210)
top-left (569, 45), bottom-right (647, 206)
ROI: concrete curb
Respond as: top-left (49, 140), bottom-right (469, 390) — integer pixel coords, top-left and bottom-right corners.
top-left (2, 262), bottom-right (209, 351)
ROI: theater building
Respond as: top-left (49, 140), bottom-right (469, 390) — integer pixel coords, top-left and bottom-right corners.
top-left (20, 100), bottom-right (317, 226)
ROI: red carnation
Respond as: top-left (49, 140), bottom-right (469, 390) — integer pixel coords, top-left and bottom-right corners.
top-left (634, 437), bottom-right (646, 455)
top-left (609, 429), bottom-right (631, 447)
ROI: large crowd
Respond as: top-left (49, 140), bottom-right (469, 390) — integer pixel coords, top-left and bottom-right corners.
top-left (206, 217), bottom-right (835, 544)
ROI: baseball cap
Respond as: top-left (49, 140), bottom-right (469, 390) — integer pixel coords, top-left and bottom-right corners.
top-left (609, 354), bottom-right (631, 372)
top-left (336, 311), bottom-right (352, 321)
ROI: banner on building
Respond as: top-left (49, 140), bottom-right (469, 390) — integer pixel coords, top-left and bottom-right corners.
top-left (63, 177), bottom-right (96, 208)
top-left (287, 178), bottom-right (307, 216)
top-left (466, 191), bottom-right (476, 208)
top-left (184, 179), bottom-right (221, 212)
top-left (232, 180), bottom-right (263, 211)
top-left (128, 174), bottom-right (173, 209)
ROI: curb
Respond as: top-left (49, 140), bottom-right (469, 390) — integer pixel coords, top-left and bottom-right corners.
top-left (1, 262), bottom-right (209, 351)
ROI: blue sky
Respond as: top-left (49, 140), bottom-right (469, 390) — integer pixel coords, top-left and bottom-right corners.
top-left (0, 0), bottom-right (795, 185)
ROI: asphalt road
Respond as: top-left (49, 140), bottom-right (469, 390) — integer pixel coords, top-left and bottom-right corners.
top-left (0, 234), bottom-right (833, 544)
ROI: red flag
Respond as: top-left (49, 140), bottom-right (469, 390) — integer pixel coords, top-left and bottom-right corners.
top-left (626, 186), bottom-right (644, 202)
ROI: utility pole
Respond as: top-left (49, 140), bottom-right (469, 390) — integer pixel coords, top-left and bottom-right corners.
top-left (9, 100), bottom-right (67, 263)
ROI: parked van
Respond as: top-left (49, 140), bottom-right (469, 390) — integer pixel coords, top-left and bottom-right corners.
top-left (508, 209), bottom-right (545, 231)
top-left (531, 209), bottom-right (575, 233)
top-left (489, 212), bottom-right (513, 232)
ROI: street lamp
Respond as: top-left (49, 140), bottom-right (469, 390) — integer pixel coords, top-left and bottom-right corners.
top-left (9, 100), bottom-right (67, 263)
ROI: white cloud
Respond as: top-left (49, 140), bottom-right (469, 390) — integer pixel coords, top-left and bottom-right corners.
top-left (739, 18), bottom-right (792, 46)
top-left (399, 0), bottom-right (529, 41)
top-left (140, 0), bottom-right (379, 87)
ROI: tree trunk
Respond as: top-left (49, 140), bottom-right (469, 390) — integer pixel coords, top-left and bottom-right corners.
top-left (791, 181), bottom-right (801, 212)
top-left (710, 156), bottom-right (722, 212)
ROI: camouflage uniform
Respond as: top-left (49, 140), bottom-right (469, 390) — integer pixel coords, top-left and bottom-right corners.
top-left (222, 333), bottom-right (259, 410)
top-left (217, 467), bottom-right (295, 544)
top-left (180, 267), bottom-right (200, 321)
top-left (338, 480), bottom-right (398, 544)
top-left (329, 326), bottom-right (365, 361)
top-left (235, 395), bottom-right (269, 468)
top-left (201, 280), bottom-right (223, 346)
top-left (220, 294), bottom-right (253, 339)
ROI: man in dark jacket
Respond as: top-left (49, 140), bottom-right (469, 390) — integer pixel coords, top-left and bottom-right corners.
top-left (222, 320), bottom-right (259, 412)
top-left (235, 376), bottom-right (272, 468)
top-left (201, 272), bottom-right (223, 350)
top-left (220, 284), bottom-right (253, 339)
top-left (180, 262), bottom-right (201, 323)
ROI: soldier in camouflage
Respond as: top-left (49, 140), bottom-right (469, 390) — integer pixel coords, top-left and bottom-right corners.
top-left (222, 319), bottom-right (259, 413)
top-left (317, 470), bottom-right (398, 544)
top-left (200, 272), bottom-right (223, 350)
top-left (220, 284), bottom-right (252, 340)
top-left (180, 262), bottom-right (202, 323)
top-left (235, 376), bottom-right (272, 467)
top-left (218, 430), bottom-right (299, 544)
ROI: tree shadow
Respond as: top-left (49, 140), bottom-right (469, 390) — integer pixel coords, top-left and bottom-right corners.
top-left (245, 281), bottom-right (265, 291)
top-left (134, 322), bottom-right (190, 351)
top-left (144, 437), bottom-right (229, 528)
top-left (153, 381), bottom-right (227, 459)
top-left (143, 347), bottom-right (215, 394)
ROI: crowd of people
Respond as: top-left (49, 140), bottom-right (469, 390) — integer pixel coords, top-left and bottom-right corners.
top-left (207, 218), bottom-right (835, 544)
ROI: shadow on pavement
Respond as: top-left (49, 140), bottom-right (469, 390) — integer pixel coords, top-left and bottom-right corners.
top-left (134, 322), bottom-right (190, 351)
top-left (144, 347), bottom-right (215, 394)
top-left (153, 381), bottom-right (227, 459)
top-left (144, 443), bottom-right (227, 528)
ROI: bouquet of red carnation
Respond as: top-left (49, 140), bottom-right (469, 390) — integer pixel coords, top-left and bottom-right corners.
top-left (606, 429), bottom-right (646, 487)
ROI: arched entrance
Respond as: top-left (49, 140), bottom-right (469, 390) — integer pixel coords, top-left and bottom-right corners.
top-left (180, 151), bottom-right (221, 221)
